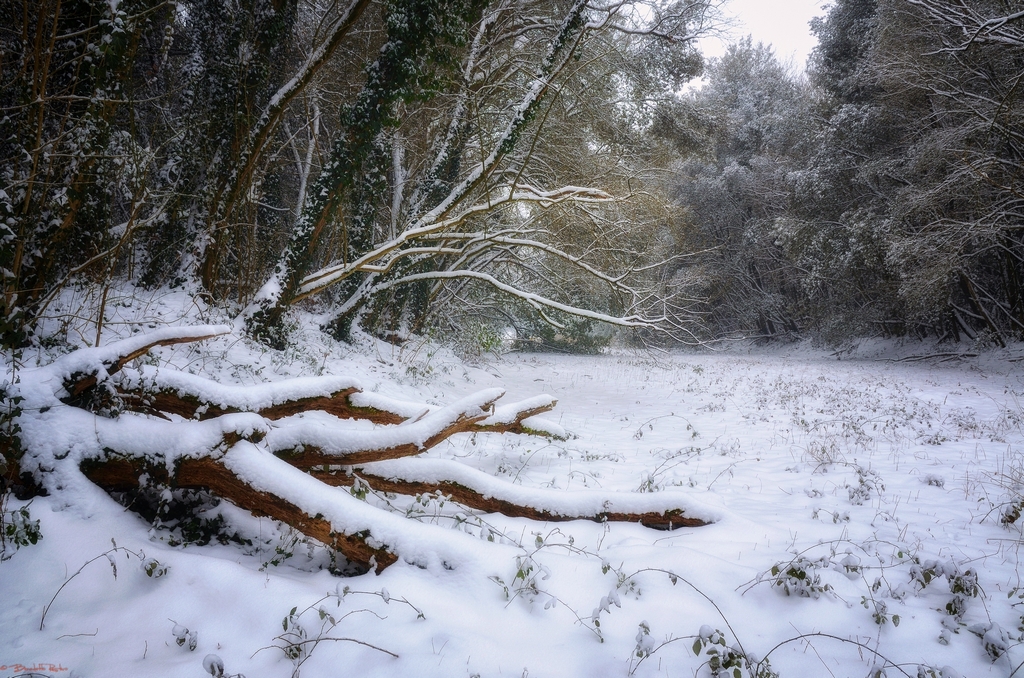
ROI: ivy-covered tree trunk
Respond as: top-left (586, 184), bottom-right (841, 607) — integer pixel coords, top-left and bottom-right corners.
top-left (246, 0), bottom-right (490, 346)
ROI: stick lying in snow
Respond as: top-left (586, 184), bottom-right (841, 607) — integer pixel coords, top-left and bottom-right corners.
top-left (12, 326), bottom-right (712, 573)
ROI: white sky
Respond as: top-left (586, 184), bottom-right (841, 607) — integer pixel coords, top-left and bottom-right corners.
top-left (699, 0), bottom-right (829, 71)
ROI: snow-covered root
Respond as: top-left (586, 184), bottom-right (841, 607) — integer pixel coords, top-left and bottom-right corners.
top-left (310, 458), bottom-right (716, 529)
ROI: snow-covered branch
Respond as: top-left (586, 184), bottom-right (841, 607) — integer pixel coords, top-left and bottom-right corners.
top-left (294, 185), bottom-right (615, 300)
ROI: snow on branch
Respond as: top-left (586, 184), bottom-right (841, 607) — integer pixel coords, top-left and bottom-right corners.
top-left (216, 0), bottom-right (372, 223)
top-left (294, 184), bottom-right (615, 300)
top-left (907, 0), bottom-right (1024, 50)
top-left (116, 368), bottom-right (365, 422)
top-left (57, 325), bottom-right (232, 399)
top-left (264, 389), bottom-right (504, 466)
top-left (312, 457), bottom-right (716, 529)
top-left (369, 269), bottom-right (658, 329)
top-left (586, 0), bottom-right (722, 43)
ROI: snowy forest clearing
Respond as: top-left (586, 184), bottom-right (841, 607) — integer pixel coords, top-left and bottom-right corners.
top-left (5, 0), bottom-right (1024, 675)
top-left (2, 301), bottom-right (1023, 678)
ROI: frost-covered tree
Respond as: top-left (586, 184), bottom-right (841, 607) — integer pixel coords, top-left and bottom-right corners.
top-left (1, 0), bottom-right (173, 346)
top-left (667, 39), bottom-right (812, 339)
top-left (668, 0), bottom-right (1024, 343)
top-left (792, 0), bottom-right (1024, 342)
top-left (874, 0), bottom-right (1024, 343)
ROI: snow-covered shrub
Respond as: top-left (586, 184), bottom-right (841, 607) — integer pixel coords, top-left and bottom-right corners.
top-left (513, 313), bottom-right (611, 355)
top-left (441, 319), bottom-right (505, 360)
top-left (990, 448), bottom-right (1024, 527)
top-left (633, 620), bottom-right (655, 660)
top-left (504, 553), bottom-right (553, 606)
top-left (1001, 497), bottom-right (1024, 526)
top-left (945, 568), bottom-right (979, 621)
top-left (0, 378), bottom-right (23, 470)
top-left (805, 437), bottom-right (842, 469)
top-left (202, 654), bottom-right (225, 677)
top-left (967, 622), bottom-right (1011, 661)
top-left (909, 559), bottom-right (980, 644)
top-left (141, 556), bottom-right (169, 578)
top-left (111, 483), bottom-right (251, 548)
top-left (860, 597), bottom-right (899, 627)
top-left (1008, 586), bottom-right (1024, 635)
top-left (172, 622), bottom-right (199, 651)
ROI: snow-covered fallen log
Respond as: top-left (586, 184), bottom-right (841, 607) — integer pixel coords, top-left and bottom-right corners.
top-left (6, 327), bottom-right (712, 573)
top-left (111, 366), bottom-right (562, 434)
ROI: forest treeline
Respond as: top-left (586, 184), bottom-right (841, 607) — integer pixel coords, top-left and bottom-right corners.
top-left (2, 0), bottom-right (1022, 351)
top-left (669, 0), bottom-right (1024, 345)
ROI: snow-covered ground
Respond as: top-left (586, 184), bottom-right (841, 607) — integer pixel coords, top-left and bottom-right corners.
top-left (2, 290), bottom-right (1024, 678)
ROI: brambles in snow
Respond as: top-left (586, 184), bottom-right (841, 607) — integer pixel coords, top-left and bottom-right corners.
top-left (908, 558), bottom-right (980, 644)
top-left (112, 484), bottom-right (252, 549)
top-left (915, 665), bottom-right (964, 678)
top-left (0, 500), bottom-right (41, 559)
top-left (202, 653), bottom-right (245, 678)
top-left (769, 556), bottom-right (833, 599)
top-left (172, 622), bottom-right (199, 651)
top-left (1008, 587), bottom-right (1024, 635)
top-left (691, 626), bottom-right (778, 678)
top-left (966, 622), bottom-right (1012, 662)
top-left (804, 438), bottom-right (842, 470)
top-left (269, 587), bottom-right (411, 675)
top-left (945, 568), bottom-right (979, 621)
top-left (1000, 496), bottom-right (1024, 526)
top-left (39, 542), bottom-right (157, 629)
top-left (142, 557), bottom-right (168, 578)
top-left (633, 620), bottom-right (654, 659)
top-left (860, 597), bottom-right (899, 627)
top-left (847, 465), bottom-right (883, 506)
